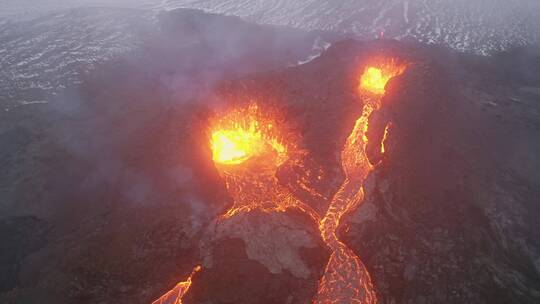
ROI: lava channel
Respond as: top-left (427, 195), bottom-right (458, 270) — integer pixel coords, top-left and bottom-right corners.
top-left (151, 266), bottom-right (201, 304)
top-left (313, 60), bottom-right (407, 304)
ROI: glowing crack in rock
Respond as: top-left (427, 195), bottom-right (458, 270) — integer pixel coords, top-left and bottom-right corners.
top-left (152, 266), bottom-right (201, 304)
top-left (381, 123), bottom-right (391, 155)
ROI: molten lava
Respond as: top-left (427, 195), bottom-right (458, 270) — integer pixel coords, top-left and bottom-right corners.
top-left (152, 266), bottom-right (201, 304)
top-left (314, 60), bottom-right (407, 304)
top-left (211, 128), bottom-right (261, 165)
top-left (314, 103), bottom-right (377, 304)
top-left (207, 101), bottom-right (313, 219)
top-left (359, 61), bottom-right (407, 95)
top-left (210, 103), bottom-right (287, 166)
top-left (381, 123), bottom-right (391, 155)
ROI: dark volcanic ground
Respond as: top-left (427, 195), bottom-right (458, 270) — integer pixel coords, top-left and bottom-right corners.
top-left (1, 7), bottom-right (540, 304)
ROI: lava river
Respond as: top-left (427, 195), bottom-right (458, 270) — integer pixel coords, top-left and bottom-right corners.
top-left (314, 59), bottom-right (406, 303)
top-left (153, 59), bottom-right (406, 304)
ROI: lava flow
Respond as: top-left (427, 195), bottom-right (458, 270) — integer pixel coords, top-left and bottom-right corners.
top-left (208, 102), bottom-right (314, 218)
top-left (314, 60), bottom-right (406, 304)
top-left (153, 60), bottom-right (406, 304)
top-left (151, 266), bottom-right (201, 304)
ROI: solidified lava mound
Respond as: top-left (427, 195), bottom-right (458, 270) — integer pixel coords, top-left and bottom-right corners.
top-left (183, 210), bottom-right (329, 304)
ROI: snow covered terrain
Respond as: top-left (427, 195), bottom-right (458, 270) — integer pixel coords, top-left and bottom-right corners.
top-left (175, 0), bottom-right (540, 54)
top-left (1, 0), bottom-right (538, 54)
top-left (1, 0), bottom-right (539, 109)
top-left (0, 7), bottom-right (154, 109)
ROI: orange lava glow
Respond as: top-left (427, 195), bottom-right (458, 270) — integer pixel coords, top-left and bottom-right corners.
top-left (314, 103), bottom-right (377, 304)
top-left (210, 103), bottom-right (287, 166)
top-left (315, 59), bottom-right (407, 304)
top-left (359, 61), bottom-right (407, 95)
top-left (381, 123), bottom-right (391, 154)
top-left (152, 266), bottom-right (201, 304)
top-left (208, 102), bottom-right (315, 219)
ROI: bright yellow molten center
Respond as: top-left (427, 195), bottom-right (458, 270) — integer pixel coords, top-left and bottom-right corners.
top-left (211, 123), bottom-right (264, 165)
top-left (360, 63), bottom-right (407, 95)
top-left (360, 67), bottom-right (389, 95)
top-left (211, 121), bottom-right (286, 165)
